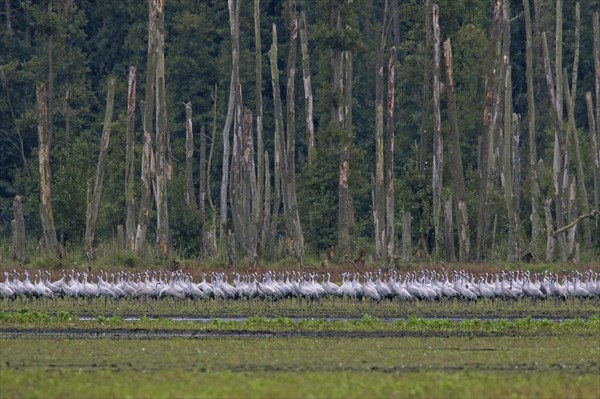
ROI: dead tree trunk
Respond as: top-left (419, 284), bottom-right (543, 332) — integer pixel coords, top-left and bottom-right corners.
top-left (544, 198), bottom-right (556, 260)
top-left (135, 0), bottom-right (158, 257)
top-left (542, 32), bottom-right (568, 261)
top-left (299, 10), bottom-right (315, 164)
top-left (184, 101), bottom-right (197, 210)
top-left (36, 82), bottom-right (59, 258)
top-left (154, 0), bottom-right (170, 258)
top-left (338, 147), bottom-right (350, 255)
top-left (443, 38), bottom-right (470, 261)
top-left (125, 66), bottom-right (136, 253)
top-left (419, 0), bottom-right (432, 177)
top-left (268, 24), bottom-right (284, 259)
top-left (595, 13), bottom-right (600, 151)
top-left (12, 195), bottom-right (26, 262)
top-left (476, 0), bottom-right (504, 261)
top-left (85, 76), bottom-right (116, 259)
top-left (284, 2), bottom-right (304, 262)
top-left (444, 195), bottom-right (455, 261)
top-left (432, 4), bottom-right (443, 258)
top-left (401, 211), bottom-right (411, 263)
top-left (522, 0), bottom-right (542, 251)
top-left (586, 92), bottom-right (600, 214)
top-left (254, 0), bottom-right (265, 250)
top-left (385, 46), bottom-right (396, 262)
top-left (199, 125), bottom-right (207, 239)
top-left (374, 47), bottom-right (385, 259)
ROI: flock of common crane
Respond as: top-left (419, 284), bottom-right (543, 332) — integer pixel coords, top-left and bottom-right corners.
top-left (0, 268), bottom-right (598, 303)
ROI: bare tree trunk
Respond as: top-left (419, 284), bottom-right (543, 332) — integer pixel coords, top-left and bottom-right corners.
top-left (136, 0), bottom-right (158, 257)
top-left (204, 86), bottom-right (219, 259)
top-left (385, 46), bottom-right (396, 262)
top-left (36, 82), bottom-right (59, 258)
top-left (230, 83), bottom-right (244, 255)
top-left (154, 0), bottom-right (170, 258)
top-left (443, 38), bottom-right (470, 261)
top-left (12, 195), bottom-right (26, 262)
top-left (374, 47), bottom-right (385, 259)
top-left (595, 13), bottom-right (600, 149)
top-left (85, 76), bottom-right (116, 260)
top-left (419, 0), bottom-right (432, 177)
top-left (125, 66), bottom-right (136, 253)
top-left (284, 1), bottom-right (304, 262)
top-left (184, 101), bottom-right (197, 209)
top-left (46, 2), bottom-right (54, 149)
top-left (199, 125), bottom-right (207, 227)
top-left (220, 0), bottom-right (240, 241)
top-left (432, 4), bottom-right (443, 258)
top-left (261, 150), bottom-right (271, 259)
top-left (542, 31), bottom-right (568, 261)
top-left (522, 0), bottom-right (542, 251)
top-left (5, 0), bottom-right (12, 34)
top-left (269, 24), bottom-right (283, 259)
top-left (544, 198), bottom-right (555, 260)
top-left (254, 0), bottom-right (265, 251)
top-left (299, 10), bottom-right (315, 164)
top-left (586, 92), bottom-right (600, 213)
top-left (477, 0), bottom-right (504, 261)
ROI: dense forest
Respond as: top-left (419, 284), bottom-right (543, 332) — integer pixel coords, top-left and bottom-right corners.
top-left (1, 0), bottom-right (599, 267)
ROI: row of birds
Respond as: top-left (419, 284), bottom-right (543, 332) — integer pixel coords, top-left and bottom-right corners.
top-left (1, 268), bottom-right (599, 303)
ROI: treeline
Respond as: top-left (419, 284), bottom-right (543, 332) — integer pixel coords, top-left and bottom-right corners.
top-left (0, 0), bottom-right (599, 266)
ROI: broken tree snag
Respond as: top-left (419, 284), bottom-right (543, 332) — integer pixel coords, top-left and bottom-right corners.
top-left (125, 65), bottom-right (137, 253)
top-left (85, 76), bottom-right (116, 260)
top-left (184, 101), bottom-right (196, 209)
top-left (443, 37), bottom-right (470, 261)
top-left (36, 82), bottom-right (59, 258)
top-left (254, 0), bottom-right (265, 237)
top-left (12, 195), bottom-right (26, 262)
top-left (299, 10), bottom-right (315, 164)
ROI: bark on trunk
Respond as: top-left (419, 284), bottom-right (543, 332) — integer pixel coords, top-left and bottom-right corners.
top-left (85, 76), bottom-right (116, 258)
top-left (374, 47), bottom-right (385, 259)
top-left (268, 24), bottom-right (283, 259)
top-left (284, 1), bottom-right (304, 262)
top-left (401, 211), bottom-right (411, 263)
top-left (338, 147), bottom-right (350, 255)
top-left (541, 32), bottom-right (568, 260)
top-left (154, 0), bottom-right (170, 259)
top-left (136, 0), bottom-right (158, 257)
top-left (595, 13), bottom-right (600, 149)
top-left (432, 4), bottom-right (443, 259)
top-left (125, 66), bottom-right (136, 253)
top-left (299, 10), bottom-right (315, 164)
top-left (36, 82), bottom-right (59, 258)
top-left (522, 0), bottom-right (542, 250)
top-left (419, 0), bottom-right (432, 177)
top-left (443, 38), bottom-right (470, 261)
top-left (255, 0), bottom-right (265, 250)
top-left (199, 125), bottom-right (207, 225)
top-left (184, 101), bottom-right (197, 210)
top-left (444, 195), bottom-right (456, 262)
top-left (585, 92), bottom-right (600, 213)
top-left (12, 195), bottom-right (26, 262)
top-left (544, 198), bottom-right (555, 261)
top-left (385, 46), bottom-right (396, 262)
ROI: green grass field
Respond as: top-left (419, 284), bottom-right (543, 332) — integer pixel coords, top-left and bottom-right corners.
top-left (1, 308), bottom-right (599, 399)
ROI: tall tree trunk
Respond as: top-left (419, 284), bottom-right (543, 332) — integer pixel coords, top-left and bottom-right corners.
top-left (443, 38), bottom-right (470, 261)
top-left (374, 47), bottom-right (385, 259)
top-left (46, 1), bottom-right (54, 149)
top-left (154, 0), bottom-right (169, 258)
top-left (444, 194), bottom-right (455, 261)
top-left (5, 0), bottom-right (12, 34)
top-left (586, 92), bottom-right (600, 214)
top-left (136, 0), bottom-right (158, 257)
top-left (12, 195), bottom-right (26, 262)
top-left (401, 211), bottom-right (411, 263)
top-left (268, 24), bottom-right (284, 259)
top-left (125, 66), bottom-right (136, 253)
top-left (419, 0), bottom-right (432, 177)
top-left (254, 0), bottom-right (265, 249)
top-left (541, 32), bottom-right (568, 260)
top-left (477, 0), bottom-right (504, 261)
top-left (220, 0), bottom-right (240, 241)
top-left (385, 46), bottom-right (396, 262)
top-left (284, 1), bottom-right (304, 262)
top-left (184, 101), bottom-right (197, 209)
top-left (299, 10), bottom-right (315, 164)
top-left (431, 4), bottom-right (443, 258)
top-left (36, 82), bottom-right (59, 258)
top-left (203, 85), bottom-right (219, 259)
top-left (544, 198), bottom-right (556, 260)
top-left (595, 13), bottom-right (600, 149)
top-left (522, 0), bottom-right (542, 251)
top-left (199, 125), bottom-right (207, 234)
top-left (85, 76), bottom-right (116, 259)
